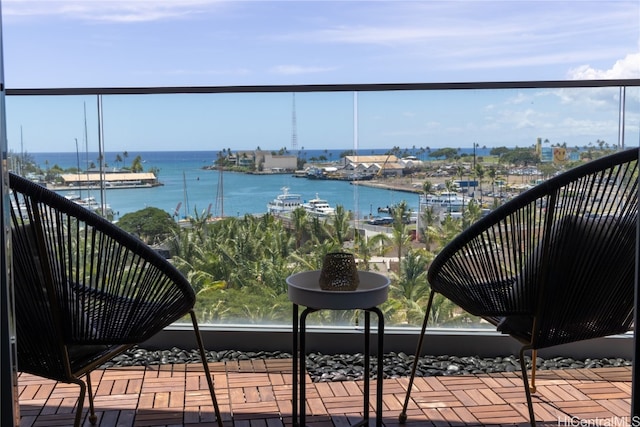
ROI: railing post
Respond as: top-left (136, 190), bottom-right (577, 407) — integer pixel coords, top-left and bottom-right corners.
top-left (0, 2), bottom-right (20, 424)
top-left (632, 146), bottom-right (640, 422)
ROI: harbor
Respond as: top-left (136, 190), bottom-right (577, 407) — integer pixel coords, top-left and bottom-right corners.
top-left (26, 148), bottom-right (536, 225)
top-left (35, 166), bottom-right (422, 223)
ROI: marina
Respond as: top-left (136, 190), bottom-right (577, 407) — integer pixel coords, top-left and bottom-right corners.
top-left (30, 151), bottom-right (421, 221)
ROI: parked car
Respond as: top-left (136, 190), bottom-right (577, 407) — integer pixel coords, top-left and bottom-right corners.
top-left (367, 216), bottom-right (394, 225)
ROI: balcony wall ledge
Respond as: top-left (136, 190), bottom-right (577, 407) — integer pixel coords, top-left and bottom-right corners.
top-left (143, 324), bottom-right (633, 360)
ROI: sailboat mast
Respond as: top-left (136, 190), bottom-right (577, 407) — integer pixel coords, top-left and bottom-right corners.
top-left (84, 102), bottom-right (91, 199)
top-left (75, 138), bottom-right (82, 199)
top-left (97, 95), bottom-right (107, 217)
top-left (19, 125), bottom-right (23, 175)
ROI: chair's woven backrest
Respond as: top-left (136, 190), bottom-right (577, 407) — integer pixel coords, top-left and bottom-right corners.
top-left (427, 148), bottom-right (638, 349)
top-left (10, 173), bottom-right (196, 378)
top-left (12, 219), bottom-right (69, 379)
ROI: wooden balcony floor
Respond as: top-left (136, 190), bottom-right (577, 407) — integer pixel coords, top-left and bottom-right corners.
top-left (18, 359), bottom-right (632, 426)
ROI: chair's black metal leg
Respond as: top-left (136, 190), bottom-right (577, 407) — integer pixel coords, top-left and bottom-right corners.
top-left (399, 290), bottom-right (435, 424)
top-left (190, 311), bottom-right (223, 427)
top-left (530, 349), bottom-right (538, 393)
top-left (519, 346), bottom-right (536, 427)
top-left (71, 377), bottom-right (86, 427)
top-left (85, 372), bottom-right (98, 424)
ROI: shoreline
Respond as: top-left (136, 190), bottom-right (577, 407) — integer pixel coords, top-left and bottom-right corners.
top-left (48, 183), bottom-right (163, 191)
top-left (350, 179), bottom-right (423, 195)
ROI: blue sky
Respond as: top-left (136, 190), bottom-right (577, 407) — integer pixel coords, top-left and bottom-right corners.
top-left (1, 1), bottom-right (639, 153)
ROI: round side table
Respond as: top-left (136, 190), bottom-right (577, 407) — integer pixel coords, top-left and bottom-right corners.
top-left (287, 270), bottom-right (390, 427)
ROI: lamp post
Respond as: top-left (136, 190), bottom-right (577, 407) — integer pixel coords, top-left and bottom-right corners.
top-left (473, 143), bottom-right (478, 197)
top-left (473, 142), bottom-right (477, 170)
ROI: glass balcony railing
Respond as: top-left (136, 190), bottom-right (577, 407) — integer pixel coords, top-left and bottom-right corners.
top-left (6, 80), bottom-right (640, 334)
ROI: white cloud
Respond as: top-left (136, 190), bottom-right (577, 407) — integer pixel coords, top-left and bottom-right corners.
top-left (270, 65), bottom-right (337, 75)
top-left (2, 0), bottom-right (223, 22)
top-left (304, 26), bottom-right (458, 45)
top-left (568, 53), bottom-right (640, 79)
top-left (159, 67), bottom-right (251, 77)
top-left (4, 1), bottom-right (639, 87)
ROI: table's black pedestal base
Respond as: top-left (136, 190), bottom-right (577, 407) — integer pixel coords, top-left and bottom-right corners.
top-left (292, 304), bottom-right (384, 427)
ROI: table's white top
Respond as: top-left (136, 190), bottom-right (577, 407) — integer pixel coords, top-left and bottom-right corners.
top-left (286, 270), bottom-right (390, 309)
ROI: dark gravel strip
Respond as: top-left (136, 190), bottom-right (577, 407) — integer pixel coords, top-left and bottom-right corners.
top-left (102, 347), bottom-right (632, 383)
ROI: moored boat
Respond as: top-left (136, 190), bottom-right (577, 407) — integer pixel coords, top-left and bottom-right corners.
top-left (267, 187), bottom-right (304, 215)
top-left (65, 193), bottom-right (114, 215)
top-left (306, 167), bottom-right (327, 180)
top-left (420, 191), bottom-right (465, 212)
top-left (303, 193), bottom-right (335, 217)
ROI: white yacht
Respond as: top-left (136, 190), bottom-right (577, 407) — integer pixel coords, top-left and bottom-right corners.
top-left (420, 191), bottom-right (466, 213)
top-left (267, 187), bottom-right (303, 215)
top-left (303, 194), bottom-right (335, 217)
top-left (65, 193), bottom-right (113, 215)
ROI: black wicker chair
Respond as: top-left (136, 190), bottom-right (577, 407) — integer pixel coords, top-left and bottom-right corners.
top-left (399, 148), bottom-right (638, 426)
top-left (10, 172), bottom-right (223, 427)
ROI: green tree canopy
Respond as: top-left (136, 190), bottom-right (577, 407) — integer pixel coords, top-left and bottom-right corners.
top-left (489, 146), bottom-right (511, 156)
top-left (117, 206), bottom-right (179, 244)
top-left (428, 147), bottom-right (458, 160)
top-left (499, 148), bottom-right (539, 166)
top-left (130, 155), bottom-right (144, 172)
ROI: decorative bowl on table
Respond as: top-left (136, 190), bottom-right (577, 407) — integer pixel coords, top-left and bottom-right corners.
top-left (318, 252), bottom-right (359, 291)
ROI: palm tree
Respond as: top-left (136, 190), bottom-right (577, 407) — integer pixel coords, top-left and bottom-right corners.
top-left (455, 165), bottom-right (466, 210)
top-left (419, 206), bottom-right (439, 251)
top-left (131, 155), bottom-right (144, 172)
top-left (456, 165), bottom-right (465, 184)
top-left (428, 294), bottom-right (461, 326)
top-left (439, 214), bottom-right (463, 244)
top-left (114, 154), bottom-right (123, 170)
top-left (353, 230), bottom-right (387, 271)
top-left (307, 216), bottom-right (330, 245)
top-left (474, 163), bottom-right (484, 204)
top-left (422, 180), bottom-right (433, 196)
top-left (487, 166), bottom-right (499, 205)
top-left (169, 213), bottom-right (350, 323)
top-left (291, 207), bottom-right (308, 249)
top-left (462, 199), bottom-right (483, 229)
top-left (390, 200), bottom-right (411, 262)
top-left (330, 205), bottom-right (351, 246)
top-left (389, 249), bottom-right (432, 325)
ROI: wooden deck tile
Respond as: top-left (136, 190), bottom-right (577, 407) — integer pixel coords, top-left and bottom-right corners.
top-left (17, 362), bottom-right (633, 426)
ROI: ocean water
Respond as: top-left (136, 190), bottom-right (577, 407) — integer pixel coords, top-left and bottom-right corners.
top-left (29, 150), bottom-right (436, 220)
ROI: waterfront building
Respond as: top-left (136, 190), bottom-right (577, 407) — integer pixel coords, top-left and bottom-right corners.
top-left (343, 154), bottom-right (404, 177)
top-left (59, 172), bottom-right (160, 188)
